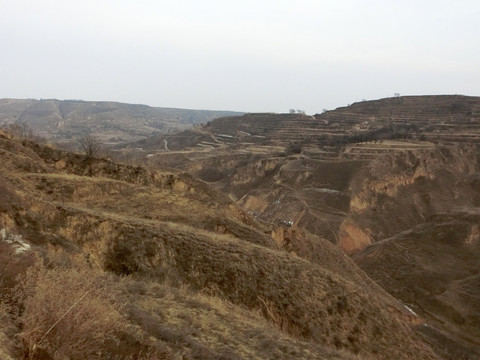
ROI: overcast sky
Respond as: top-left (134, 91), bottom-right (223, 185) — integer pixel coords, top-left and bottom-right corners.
top-left (1, 0), bottom-right (479, 114)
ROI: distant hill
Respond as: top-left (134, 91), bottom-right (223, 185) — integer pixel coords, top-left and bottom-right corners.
top-left (138, 95), bottom-right (480, 152)
top-left (0, 98), bottom-right (243, 147)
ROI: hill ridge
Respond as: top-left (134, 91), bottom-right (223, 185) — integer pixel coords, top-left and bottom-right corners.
top-left (0, 98), bottom-right (244, 148)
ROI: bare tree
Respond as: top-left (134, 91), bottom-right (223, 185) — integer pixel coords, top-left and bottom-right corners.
top-left (19, 122), bottom-right (33, 142)
top-left (7, 122), bottom-right (33, 142)
top-left (79, 135), bottom-right (102, 158)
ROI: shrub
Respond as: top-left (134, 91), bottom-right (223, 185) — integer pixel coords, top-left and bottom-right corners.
top-left (14, 263), bottom-right (128, 359)
top-left (0, 240), bottom-right (36, 297)
top-left (285, 142), bottom-right (302, 155)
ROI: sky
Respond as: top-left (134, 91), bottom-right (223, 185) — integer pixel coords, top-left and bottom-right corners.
top-left (1, 0), bottom-right (479, 114)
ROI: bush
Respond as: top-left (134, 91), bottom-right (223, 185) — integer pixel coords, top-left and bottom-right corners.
top-left (285, 142), bottom-right (302, 155)
top-left (0, 240), bottom-right (36, 297)
top-left (14, 263), bottom-right (128, 359)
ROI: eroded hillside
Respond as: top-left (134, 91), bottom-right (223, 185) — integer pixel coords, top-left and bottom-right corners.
top-left (0, 130), bottom-right (441, 359)
top-left (121, 95), bottom-right (480, 359)
top-left (342, 146), bottom-right (480, 252)
top-left (133, 96), bottom-right (480, 248)
top-left (354, 212), bottom-right (480, 359)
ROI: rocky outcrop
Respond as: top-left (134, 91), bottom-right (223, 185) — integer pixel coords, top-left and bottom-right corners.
top-left (339, 220), bottom-right (373, 255)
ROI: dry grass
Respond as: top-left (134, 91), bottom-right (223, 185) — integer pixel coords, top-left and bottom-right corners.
top-left (354, 213), bottom-right (480, 358)
top-left (122, 277), bottom-right (362, 360)
top-left (0, 243), bottom-right (361, 360)
top-left (0, 242), bottom-right (35, 294)
top-left (77, 217), bottom-right (436, 359)
top-left (15, 264), bottom-right (126, 359)
top-left (2, 255), bottom-right (172, 360)
top-left (0, 302), bottom-right (16, 360)
top-left (16, 164), bottom-right (273, 248)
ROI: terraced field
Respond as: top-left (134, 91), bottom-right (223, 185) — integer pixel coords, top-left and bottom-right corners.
top-left (130, 95), bottom-right (478, 165)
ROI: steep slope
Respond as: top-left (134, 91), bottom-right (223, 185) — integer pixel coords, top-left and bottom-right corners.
top-left (0, 129), bottom-right (439, 359)
top-left (354, 212), bottom-right (480, 359)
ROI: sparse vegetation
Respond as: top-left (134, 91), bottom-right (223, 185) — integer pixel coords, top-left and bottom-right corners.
top-left (0, 253), bottom-right (173, 360)
top-left (2, 122), bottom-right (41, 144)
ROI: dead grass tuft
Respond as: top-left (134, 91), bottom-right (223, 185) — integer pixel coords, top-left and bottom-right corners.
top-left (3, 257), bottom-right (172, 360)
top-left (13, 263), bottom-right (125, 359)
top-left (0, 241), bottom-right (36, 297)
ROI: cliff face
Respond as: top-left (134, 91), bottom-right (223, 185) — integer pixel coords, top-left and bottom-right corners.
top-left (341, 146), bottom-right (480, 253)
top-left (347, 146), bottom-right (480, 358)
top-left (181, 154), bottom-right (363, 242)
top-left (152, 143), bottom-right (480, 255)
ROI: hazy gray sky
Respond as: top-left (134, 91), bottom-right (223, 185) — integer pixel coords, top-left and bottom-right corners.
top-left (1, 0), bottom-right (479, 113)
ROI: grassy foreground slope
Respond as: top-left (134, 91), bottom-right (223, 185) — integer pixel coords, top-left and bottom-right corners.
top-left (0, 129), bottom-right (437, 359)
